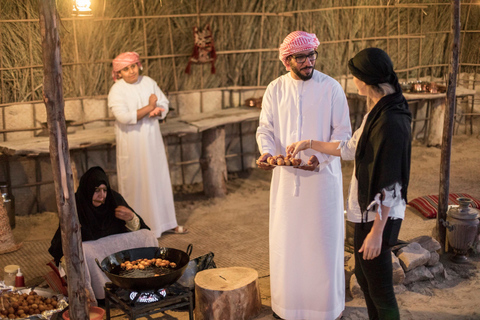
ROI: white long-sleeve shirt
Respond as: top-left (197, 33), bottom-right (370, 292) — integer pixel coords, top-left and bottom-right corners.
top-left (339, 113), bottom-right (406, 223)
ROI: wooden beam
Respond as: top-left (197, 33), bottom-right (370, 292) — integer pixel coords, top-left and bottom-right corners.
top-left (39, 0), bottom-right (89, 318)
top-left (437, 0), bottom-right (461, 253)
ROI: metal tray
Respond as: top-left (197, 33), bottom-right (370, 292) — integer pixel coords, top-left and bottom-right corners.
top-left (1, 287), bottom-right (68, 320)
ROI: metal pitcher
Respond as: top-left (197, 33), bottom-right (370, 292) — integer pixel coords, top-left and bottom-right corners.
top-left (446, 197), bottom-right (479, 263)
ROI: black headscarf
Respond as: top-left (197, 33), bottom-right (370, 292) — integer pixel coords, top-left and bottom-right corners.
top-left (349, 48), bottom-right (412, 217)
top-left (348, 47), bottom-right (398, 87)
top-left (48, 166), bottom-right (149, 264)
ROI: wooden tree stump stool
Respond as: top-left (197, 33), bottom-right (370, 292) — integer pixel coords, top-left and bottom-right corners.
top-left (194, 267), bottom-right (261, 320)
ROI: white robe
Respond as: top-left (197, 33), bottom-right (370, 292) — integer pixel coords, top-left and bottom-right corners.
top-left (256, 70), bottom-right (351, 320)
top-left (108, 76), bottom-right (177, 237)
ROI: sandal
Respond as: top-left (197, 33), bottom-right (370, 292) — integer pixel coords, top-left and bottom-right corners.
top-left (164, 226), bottom-right (189, 234)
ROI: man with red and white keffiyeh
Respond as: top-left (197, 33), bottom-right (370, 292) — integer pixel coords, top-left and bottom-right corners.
top-left (108, 52), bottom-right (187, 237)
top-left (256, 31), bottom-right (351, 320)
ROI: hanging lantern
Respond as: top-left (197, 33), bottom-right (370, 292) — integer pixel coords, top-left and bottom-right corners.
top-left (72, 0), bottom-right (92, 16)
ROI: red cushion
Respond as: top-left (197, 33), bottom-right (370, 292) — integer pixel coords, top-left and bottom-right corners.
top-left (408, 193), bottom-right (480, 219)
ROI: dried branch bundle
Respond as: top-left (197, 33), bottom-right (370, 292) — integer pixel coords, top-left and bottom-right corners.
top-left (0, 0), bottom-right (479, 105)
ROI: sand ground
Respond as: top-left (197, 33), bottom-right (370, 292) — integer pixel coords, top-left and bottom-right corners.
top-left (9, 134), bottom-right (480, 320)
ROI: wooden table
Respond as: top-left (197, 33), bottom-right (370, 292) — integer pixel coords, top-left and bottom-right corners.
top-left (0, 107), bottom-right (261, 197)
top-left (403, 87), bottom-right (475, 146)
top-left (179, 107), bottom-right (261, 197)
top-left (346, 82), bottom-right (476, 146)
top-left (0, 107), bottom-right (260, 156)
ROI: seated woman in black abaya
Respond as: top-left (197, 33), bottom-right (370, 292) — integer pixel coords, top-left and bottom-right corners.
top-left (48, 166), bottom-right (158, 303)
top-left (49, 166), bottom-right (151, 263)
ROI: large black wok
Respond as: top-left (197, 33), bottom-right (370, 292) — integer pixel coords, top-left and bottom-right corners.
top-left (95, 246), bottom-right (191, 291)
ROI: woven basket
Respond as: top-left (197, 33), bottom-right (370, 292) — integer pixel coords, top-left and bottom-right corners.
top-left (0, 196), bottom-right (22, 254)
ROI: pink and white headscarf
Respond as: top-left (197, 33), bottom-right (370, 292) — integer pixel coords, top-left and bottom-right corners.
top-left (279, 31), bottom-right (320, 71)
top-left (111, 52), bottom-right (143, 81)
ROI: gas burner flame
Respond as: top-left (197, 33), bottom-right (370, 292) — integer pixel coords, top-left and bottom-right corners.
top-left (130, 289), bottom-right (167, 303)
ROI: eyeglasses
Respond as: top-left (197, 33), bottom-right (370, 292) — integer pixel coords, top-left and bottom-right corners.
top-left (290, 51), bottom-right (318, 64)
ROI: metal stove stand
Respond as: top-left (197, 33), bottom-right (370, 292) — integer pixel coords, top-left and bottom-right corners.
top-left (104, 282), bottom-right (194, 320)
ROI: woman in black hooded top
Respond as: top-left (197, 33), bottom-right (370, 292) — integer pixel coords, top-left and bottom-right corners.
top-left (49, 166), bottom-right (149, 265)
top-left (287, 48), bottom-right (411, 320)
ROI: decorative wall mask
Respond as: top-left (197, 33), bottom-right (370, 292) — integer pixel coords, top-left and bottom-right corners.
top-left (185, 24), bottom-right (216, 74)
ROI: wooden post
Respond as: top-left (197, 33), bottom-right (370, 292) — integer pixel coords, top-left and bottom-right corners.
top-left (437, 0), bottom-right (461, 253)
top-left (200, 126), bottom-right (227, 197)
top-left (256, 0), bottom-right (265, 87)
top-left (140, 0), bottom-right (149, 73)
top-left (39, 1), bottom-right (89, 319)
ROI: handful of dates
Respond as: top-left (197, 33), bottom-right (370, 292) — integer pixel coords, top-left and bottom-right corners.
top-left (265, 154), bottom-right (302, 166)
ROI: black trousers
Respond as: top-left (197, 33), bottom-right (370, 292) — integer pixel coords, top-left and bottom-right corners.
top-left (354, 218), bottom-right (402, 320)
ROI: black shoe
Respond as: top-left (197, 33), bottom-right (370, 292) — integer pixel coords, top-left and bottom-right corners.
top-left (273, 312), bottom-right (283, 319)
top-left (96, 299), bottom-right (105, 307)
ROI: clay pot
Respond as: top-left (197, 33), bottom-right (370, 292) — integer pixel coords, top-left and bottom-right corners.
top-left (62, 306), bottom-right (105, 320)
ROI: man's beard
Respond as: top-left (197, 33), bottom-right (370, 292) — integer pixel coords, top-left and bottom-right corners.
top-left (291, 64), bottom-right (314, 81)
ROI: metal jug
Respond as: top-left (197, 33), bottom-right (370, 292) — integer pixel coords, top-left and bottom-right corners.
top-left (446, 197), bottom-right (479, 263)
top-left (0, 183), bottom-right (15, 229)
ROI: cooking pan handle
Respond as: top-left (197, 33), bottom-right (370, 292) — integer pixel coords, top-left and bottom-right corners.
top-left (186, 244), bottom-right (193, 257)
top-left (95, 258), bottom-right (108, 273)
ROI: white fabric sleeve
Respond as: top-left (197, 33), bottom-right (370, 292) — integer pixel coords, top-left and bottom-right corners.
top-left (339, 127), bottom-right (363, 160)
top-left (367, 182), bottom-right (404, 220)
top-left (108, 84), bottom-right (138, 125)
top-left (125, 214), bottom-right (141, 231)
top-left (339, 113), bottom-right (369, 161)
top-left (154, 82), bottom-right (169, 120)
top-left (256, 86), bottom-right (276, 156)
top-left (316, 83), bottom-right (352, 171)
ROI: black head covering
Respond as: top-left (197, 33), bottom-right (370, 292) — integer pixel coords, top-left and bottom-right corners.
top-left (75, 166), bottom-right (127, 240)
top-left (350, 48), bottom-right (412, 218)
top-left (348, 47), bottom-right (399, 87)
top-left (48, 166), bottom-right (149, 264)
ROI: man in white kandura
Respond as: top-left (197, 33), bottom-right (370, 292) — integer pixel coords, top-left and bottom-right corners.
top-left (256, 31), bottom-right (352, 320)
top-left (108, 52), bottom-right (186, 237)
